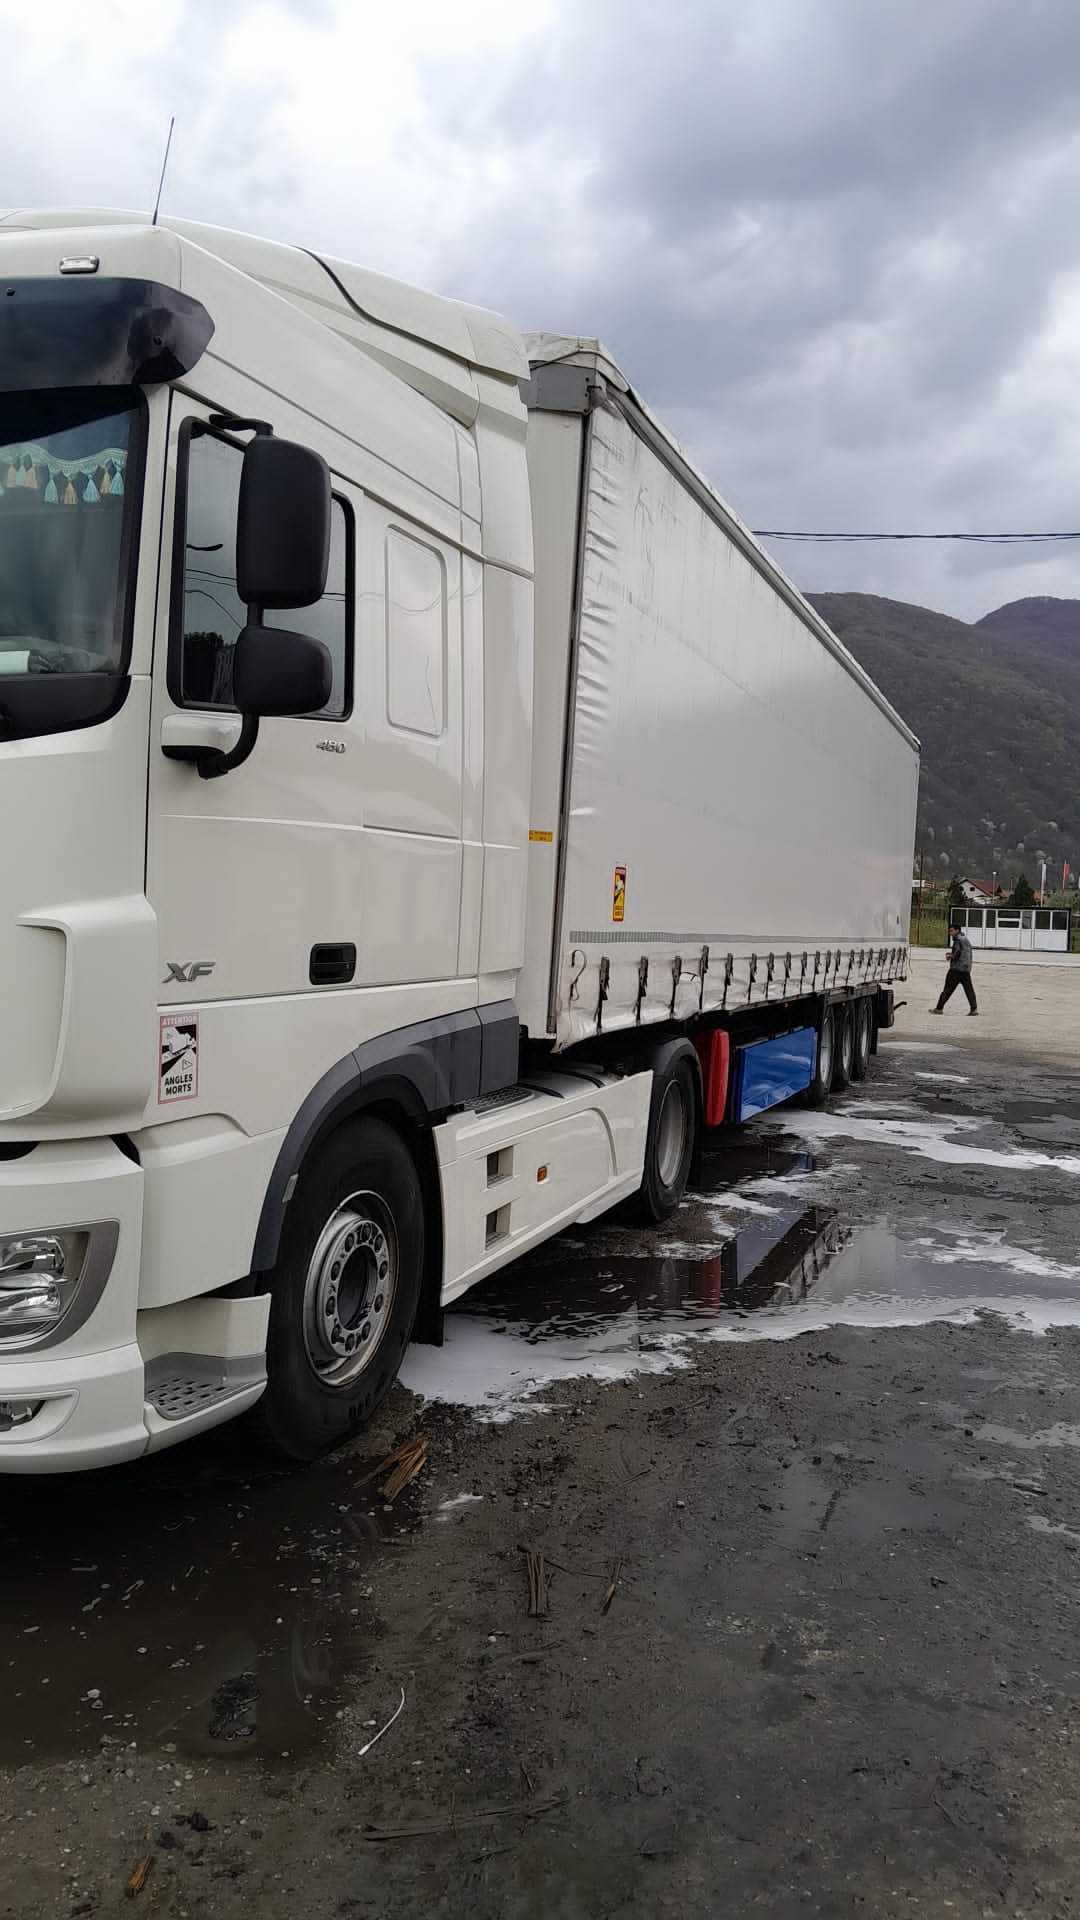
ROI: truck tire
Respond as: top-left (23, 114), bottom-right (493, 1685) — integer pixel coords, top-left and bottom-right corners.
top-left (633, 1041), bottom-right (700, 1223)
top-left (804, 1008), bottom-right (835, 1107)
top-left (256, 1117), bottom-right (424, 1461)
top-left (850, 999), bottom-right (872, 1081)
top-left (832, 1003), bottom-right (855, 1090)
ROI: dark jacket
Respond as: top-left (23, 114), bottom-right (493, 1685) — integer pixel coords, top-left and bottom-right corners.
top-left (949, 930), bottom-right (973, 973)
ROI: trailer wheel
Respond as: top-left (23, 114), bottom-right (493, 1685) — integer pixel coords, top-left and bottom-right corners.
top-left (256, 1117), bottom-right (424, 1461)
top-left (850, 999), bottom-right (872, 1081)
top-left (832, 1004), bottom-right (855, 1090)
top-left (633, 1041), bottom-right (700, 1223)
top-left (804, 1009), bottom-right (835, 1107)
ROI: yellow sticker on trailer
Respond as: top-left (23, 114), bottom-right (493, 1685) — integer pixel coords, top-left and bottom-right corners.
top-left (612, 865), bottom-right (627, 923)
top-left (529, 829), bottom-right (554, 842)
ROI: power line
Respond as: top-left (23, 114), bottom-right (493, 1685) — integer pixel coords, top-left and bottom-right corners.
top-left (752, 529), bottom-right (1080, 543)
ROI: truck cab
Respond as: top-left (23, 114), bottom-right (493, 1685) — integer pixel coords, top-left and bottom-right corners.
top-left (0, 213), bottom-right (562, 1468)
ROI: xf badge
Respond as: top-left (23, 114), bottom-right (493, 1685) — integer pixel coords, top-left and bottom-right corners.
top-left (163, 961), bottom-right (216, 985)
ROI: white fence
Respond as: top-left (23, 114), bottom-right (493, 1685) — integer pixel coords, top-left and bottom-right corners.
top-left (954, 905), bottom-right (1072, 952)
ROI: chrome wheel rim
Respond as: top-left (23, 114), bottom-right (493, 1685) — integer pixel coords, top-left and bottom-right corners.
top-left (302, 1191), bottom-right (397, 1389)
top-left (656, 1079), bottom-right (689, 1189)
top-left (840, 1015), bottom-right (854, 1076)
top-left (856, 1004), bottom-right (870, 1067)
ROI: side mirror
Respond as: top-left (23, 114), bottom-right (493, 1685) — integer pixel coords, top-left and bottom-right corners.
top-left (233, 625), bottom-right (333, 717)
top-left (236, 436), bottom-right (331, 609)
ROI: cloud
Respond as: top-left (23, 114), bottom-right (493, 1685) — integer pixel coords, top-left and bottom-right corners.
top-left (3, 0), bottom-right (1080, 618)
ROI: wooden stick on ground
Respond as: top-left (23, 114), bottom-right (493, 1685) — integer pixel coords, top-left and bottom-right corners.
top-left (382, 1435), bottom-right (429, 1502)
top-left (521, 1546), bottom-right (549, 1617)
top-left (355, 1433), bottom-right (429, 1500)
top-left (601, 1557), bottom-right (623, 1615)
top-left (361, 1794), bottom-right (565, 1842)
top-left (125, 1857), bottom-right (155, 1899)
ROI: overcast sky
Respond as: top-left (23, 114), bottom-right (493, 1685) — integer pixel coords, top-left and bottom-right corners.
top-left (6, 0), bottom-right (1080, 620)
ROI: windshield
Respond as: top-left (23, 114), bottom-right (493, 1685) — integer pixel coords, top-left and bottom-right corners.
top-left (0, 388), bottom-right (143, 677)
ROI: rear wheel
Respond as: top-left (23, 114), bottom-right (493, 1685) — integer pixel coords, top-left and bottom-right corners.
top-left (832, 1004), bottom-right (855, 1090)
top-left (850, 998), bottom-right (872, 1081)
top-left (633, 1042), bottom-right (700, 1223)
top-left (804, 1008), bottom-right (835, 1107)
top-left (257, 1117), bottom-right (424, 1461)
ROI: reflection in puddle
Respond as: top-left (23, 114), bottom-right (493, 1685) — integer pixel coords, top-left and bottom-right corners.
top-left (0, 1440), bottom-right (400, 1765)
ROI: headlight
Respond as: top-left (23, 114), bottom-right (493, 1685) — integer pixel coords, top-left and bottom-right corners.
top-left (0, 1223), bottom-right (118, 1349)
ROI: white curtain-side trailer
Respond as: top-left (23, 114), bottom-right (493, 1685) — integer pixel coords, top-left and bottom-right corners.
top-left (0, 214), bottom-right (917, 1471)
top-left (519, 337), bottom-right (917, 1060)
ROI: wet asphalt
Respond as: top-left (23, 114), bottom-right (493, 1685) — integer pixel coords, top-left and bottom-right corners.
top-left (5, 1031), bottom-right (1080, 1917)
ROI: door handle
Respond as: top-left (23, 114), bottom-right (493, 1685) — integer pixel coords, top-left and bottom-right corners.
top-left (310, 943), bottom-right (357, 986)
top-left (161, 713), bottom-right (242, 762)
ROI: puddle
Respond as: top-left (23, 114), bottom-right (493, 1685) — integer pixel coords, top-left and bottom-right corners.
top-left (0, 1435), bottom-right (406, 1765)
top-left (401, 1182), bottom-right (1080, 1423)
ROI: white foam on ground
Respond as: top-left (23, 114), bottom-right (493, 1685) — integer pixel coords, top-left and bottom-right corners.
top-left (400, 1290), bottom-right (1080, 1423)
top-left (977, 1422), bottom-right (1080, 1451)
top-left (400, 1313), bottom-right (702, 1421)
top-left (879, 1041), bottom-right (959, 1054)
top-left (1028, 1515), bottom-right (1080, 1544)
top-left (702, 1195), bottom-right (785, 1217)
top-left (765, 1109), bottom-right (1080, 1175)
top-left (436, 1492), bottom-right (485, 1518)
top-left (910, 1234), bottom-right (1080, 1285)
top-left (845, 1099), bottom-right (922, 1115)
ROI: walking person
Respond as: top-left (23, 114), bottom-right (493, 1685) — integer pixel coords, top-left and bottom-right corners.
top-left (931, 922), bottom-right (977, 1015)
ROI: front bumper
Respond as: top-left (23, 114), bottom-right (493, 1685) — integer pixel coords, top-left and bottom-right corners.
top-left (0, 1138), bottom-right (147, 1472)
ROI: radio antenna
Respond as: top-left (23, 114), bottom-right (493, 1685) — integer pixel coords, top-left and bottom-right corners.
top-left (152, 116), bottom-right (175, 227)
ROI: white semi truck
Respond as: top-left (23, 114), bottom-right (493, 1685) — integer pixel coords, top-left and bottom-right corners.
top-left (0, 212), bottom-right (918, 1471)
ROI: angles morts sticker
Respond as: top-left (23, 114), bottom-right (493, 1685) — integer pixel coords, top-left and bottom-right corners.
top-left (612, 864), bottom-right (627, 923)
top-left (159, 1014), bottom-right (199, 1104)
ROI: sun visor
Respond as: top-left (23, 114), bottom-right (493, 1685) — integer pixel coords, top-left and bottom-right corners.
top-left (0, 277), bottom-right (214, 389)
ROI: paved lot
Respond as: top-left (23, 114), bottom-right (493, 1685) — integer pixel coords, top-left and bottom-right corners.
top-left (5, 966), bottom-right (1080, 1917)
top-left (902, 946), bottom-right (1080, 1062)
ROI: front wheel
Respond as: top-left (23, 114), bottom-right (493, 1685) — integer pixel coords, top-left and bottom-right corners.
top-left (633, 1042), bottom-right (700, 1223)
top-left (257, 1117), bottom-right (424, 1461)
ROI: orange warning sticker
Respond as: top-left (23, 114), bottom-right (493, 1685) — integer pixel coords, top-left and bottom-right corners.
top-left (612, 865), bottom-right (627, 923)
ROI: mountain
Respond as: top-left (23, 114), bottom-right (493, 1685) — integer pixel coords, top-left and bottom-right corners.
top-left (806, 592), bottom-right (1080, 887)
top-left (975, 596), bottom-right (1080, 677)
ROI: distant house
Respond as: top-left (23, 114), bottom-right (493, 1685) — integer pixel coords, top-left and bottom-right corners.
top-left (960, 878), bottom-right (1003, 904)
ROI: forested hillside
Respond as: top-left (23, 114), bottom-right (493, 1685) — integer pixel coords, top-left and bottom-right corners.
top-left (807, 593), bottom-right (1080, 885)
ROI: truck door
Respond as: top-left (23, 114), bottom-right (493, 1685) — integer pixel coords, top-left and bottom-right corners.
top-left (148, 401), bottom-right (466, 1020)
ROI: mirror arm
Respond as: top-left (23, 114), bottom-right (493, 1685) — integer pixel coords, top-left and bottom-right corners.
top-left (208, 413), bottom-right (273, 439)
top-left (196, 711), bottom-right (260, 781)
top-left (194, 597), bottom-right (263, 780)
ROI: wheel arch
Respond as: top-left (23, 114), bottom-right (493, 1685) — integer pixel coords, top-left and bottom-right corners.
top-left (632, 1032), bottom-right (704, 1184)
top-left (250, 1005), bottom-right (518, 1341)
